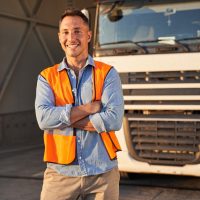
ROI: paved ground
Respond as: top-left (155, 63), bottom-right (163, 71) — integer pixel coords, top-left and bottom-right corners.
top-left (0, 177), bottom-right (42, 200)
top-left (0, 145), bottom-right (44, 200)
top-left (120, 185), bottom-right (200, 200)
top-left (1, 146), bottom-right (200, 200)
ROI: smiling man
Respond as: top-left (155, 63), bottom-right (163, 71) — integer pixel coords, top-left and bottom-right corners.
top-left (35, 8), bottom-right (124, 200)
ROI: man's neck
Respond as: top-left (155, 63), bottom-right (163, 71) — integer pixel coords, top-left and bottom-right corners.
top-left (66, 56), bottom-right (88, 71)
top-left (66, 55), bottom-right (88, 78)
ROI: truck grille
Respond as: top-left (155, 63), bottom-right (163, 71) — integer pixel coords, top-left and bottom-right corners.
top-left (124, 117), bottom-right (200, 166)
top-left (121, 70), bottom-right (200, 166)
top-left (120, 70), bottom-right (200, 84)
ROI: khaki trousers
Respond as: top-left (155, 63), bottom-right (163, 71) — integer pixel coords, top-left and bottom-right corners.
top-left (40, 167), bottom-right (120, 200)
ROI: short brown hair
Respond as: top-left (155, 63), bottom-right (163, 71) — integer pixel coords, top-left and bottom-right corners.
top-left (59, 8), bottom-right (89, 28)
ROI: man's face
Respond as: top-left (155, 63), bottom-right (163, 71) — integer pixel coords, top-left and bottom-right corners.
top-left (58, 16), bottom-right (92, 59)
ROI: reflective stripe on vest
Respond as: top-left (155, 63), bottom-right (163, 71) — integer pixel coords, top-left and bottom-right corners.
top-left (40, 61), bottom-right (121, 165)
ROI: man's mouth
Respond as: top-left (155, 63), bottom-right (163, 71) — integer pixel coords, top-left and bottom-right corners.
top-left (66, 44), bottom-right (79, 49)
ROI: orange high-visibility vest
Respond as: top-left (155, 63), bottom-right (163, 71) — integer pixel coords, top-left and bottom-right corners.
top-left (40, 60), bottom-right (121, 165)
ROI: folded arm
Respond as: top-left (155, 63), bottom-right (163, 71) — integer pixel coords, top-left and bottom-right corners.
top-left (35, 75), bottom-right (101, 130)
top-left (72, 68), bottom-right (124, 133)
top-left (71, 117), bottom-right (96, 131)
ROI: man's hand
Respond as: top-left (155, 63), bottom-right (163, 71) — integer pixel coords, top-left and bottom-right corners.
top-left (87, 101), bottom-right (101, 114)
top-left (70, 101), bottom-right (101, 124)
top-left (71, 117), bottom-right (96, 131)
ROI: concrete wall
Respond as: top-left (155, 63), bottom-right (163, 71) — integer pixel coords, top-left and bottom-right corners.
top-left (0, 0), bottom-right (96, 147)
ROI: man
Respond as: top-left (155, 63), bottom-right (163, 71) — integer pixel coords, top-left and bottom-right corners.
top-left (35, 8), bottom-right (124, 200)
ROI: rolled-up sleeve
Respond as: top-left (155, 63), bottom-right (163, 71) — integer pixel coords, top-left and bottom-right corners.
top-left (35, 75), bottom-right (72, 130)
top-left (89, 68), bottom-right (124, 133)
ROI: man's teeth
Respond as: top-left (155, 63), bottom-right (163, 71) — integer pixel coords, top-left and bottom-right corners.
top-left (66, 44), bottom-right (78, 48)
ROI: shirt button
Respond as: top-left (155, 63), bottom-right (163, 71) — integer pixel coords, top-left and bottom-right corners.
top-left (79, 156), bottom-right (82, 160)
top-left (78, 139), bottom-right (81, 143)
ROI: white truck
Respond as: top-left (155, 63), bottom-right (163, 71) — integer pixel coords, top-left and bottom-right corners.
top-left (93, 0), bottom-right (200, 177)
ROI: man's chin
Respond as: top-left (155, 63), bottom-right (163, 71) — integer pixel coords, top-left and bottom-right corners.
top-left (65, 51), bottom-right (79, 58)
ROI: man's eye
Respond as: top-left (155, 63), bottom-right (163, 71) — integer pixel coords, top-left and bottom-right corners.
top-left (62, 31), bottom-right (68, 35)
top-left (75, 30), bottom-right (81, 34)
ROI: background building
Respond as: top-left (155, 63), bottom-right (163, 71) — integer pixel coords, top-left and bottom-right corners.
top-left (0, 0), bottom-right (96, 148)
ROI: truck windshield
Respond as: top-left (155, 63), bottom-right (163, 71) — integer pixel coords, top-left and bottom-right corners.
top-left (95, 0), bottom-right (200, 55)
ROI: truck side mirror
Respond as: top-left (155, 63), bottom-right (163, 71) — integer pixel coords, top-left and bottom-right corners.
top-left (108, 8), bottom-right (123, 22)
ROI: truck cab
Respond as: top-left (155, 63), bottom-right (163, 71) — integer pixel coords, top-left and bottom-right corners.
top-left (93, 0), bottom-right (200, 176)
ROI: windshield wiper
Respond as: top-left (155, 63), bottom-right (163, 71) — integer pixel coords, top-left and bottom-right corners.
top-left (136, 37), bottom-right (189, 52)
top-left (100, 40), bottom-right (147, 53)
top-left (177, 37), bottom-right (200, 42)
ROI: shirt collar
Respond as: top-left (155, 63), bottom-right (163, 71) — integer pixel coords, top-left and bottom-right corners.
top-left (57, 55), bottom-right (95, 72)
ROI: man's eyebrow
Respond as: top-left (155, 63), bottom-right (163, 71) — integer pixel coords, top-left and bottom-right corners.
top-left (61, 27), bottom-right (81, 31)
top-left (74, 27), bottom-right (82, 30)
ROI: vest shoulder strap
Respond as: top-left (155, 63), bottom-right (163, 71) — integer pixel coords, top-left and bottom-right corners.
top-left (93, 60), bottom-right (113, 100)
top-left (40, 64), bottom-right (74, 105)
top-left (40, 64), bottom-right (59, 86)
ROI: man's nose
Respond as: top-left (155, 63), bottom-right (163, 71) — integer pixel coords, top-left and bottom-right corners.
top-left (68, 32), bottom-right (76, 41)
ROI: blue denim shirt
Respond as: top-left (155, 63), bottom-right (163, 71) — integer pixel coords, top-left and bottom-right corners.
top-left (35, 55), bottom-right (124, 176)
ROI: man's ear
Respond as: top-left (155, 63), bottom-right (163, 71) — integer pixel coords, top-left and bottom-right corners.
top-left (88, 31), bottom-right (92, 42)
